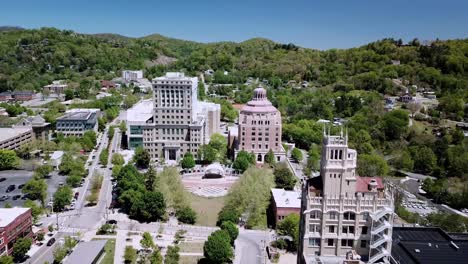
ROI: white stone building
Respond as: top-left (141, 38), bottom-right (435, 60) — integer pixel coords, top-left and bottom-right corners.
top-left (122, 70), bottom-right (143, 82)
top-left (128, 73), bottom-right (220, 162)
top-left (298, 129), bottom-right (395, 264)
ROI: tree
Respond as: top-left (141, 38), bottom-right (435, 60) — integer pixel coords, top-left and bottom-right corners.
top-left (12, 237), bottom-right (32, 262)
top-left (123, 94), bottom-right (139, 109)
top-left (209, 133), bottom-right (227, 161)
top-left (203, 230), bottom-right (233, 263)
top-left (264, 149), bottom-right (276, 167)
top-left (23, 200), bottom-right (43, 223)
top-left (99, 150), bottom-right (109, 166)
top-left (124, 246), bottom-right (137, 264)
top-left (22, 179), bottom-right (47, 205)
top-left (426, 212), bottom-right (468, 232)
top-left (0, 149), bottom-right (19, 170)
top-left (66, 174), bottom-right (82, 187)
top-left (277, 213), bottom-right (300, 250)
top-left (381, 109), bottom-right (409, 140)
top-left (34, 164), bottom-right (53, 179)
top-left (53, 245), bottom-right (68, 264)
top-left (274, 163), bottom-right (297, 190)
top-left (176, 206), bottom-right (197, 224)
top-left (0, 255), bottom-right (13, 264)
top-left (198, 144), bottom-right (217, 164)
top-left (53, 186), bottom-right (73, 212)
top-left (180, 152), bottom-right (195, 169)
top-left (164, 246), bottom-right (180, 264)
top-left (140, 191), bottom-right (166, 221)
top-left (140, 232), bottom-right (155, 250)
top-left (149, 250), bottom-right (163, 264)
top-left (134, 146), bottom-right (150, 168)
top-left (145, 165), bottom-right (157, 191)
top-left (64, 89), bottom-right (74, 101)
top-left (410, 146), bottom-right (437, 174)
top-left (357, 154), bottom-right (389, 176)
top-left (111, 153), bottom-right (125, 166)
top-left (392, 151), bottom-right (414, 171)
top-left (233, 150), bottom-right (255, 172)
top-left (198, 82), bottom-right (206, 100)
top-left (407, 102), bottom-right (422, 117)
top-left (220, 221), bottom-right (239, 245)
top-left (291, 148), bottom-right (303, 163)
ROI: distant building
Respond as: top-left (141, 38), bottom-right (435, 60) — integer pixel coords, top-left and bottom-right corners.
top-left (236, 86), bottom-right (286, 163)
top-left (399, 88), bottom-right (414, 103)
top-left (50, 151), bottom-right (65, 169)
top-left (136, 72), bottom-right (221, 162)
top-left (0, 208), bottom-right (33, 256)
top-left (391, 227), bottom-right (468, 264)
top-left (44, 80), bottom-right (68, 94)
top-left (391, 60), bottom-right (401, 65)
top-left (271, 188), bottom-right (301, 227)
top-left (14, 115), bottom-right (51, 142)
top-left (0, 91), bottom-right (34, 102)
top-left (0, 127), bottom-right (34, 150)
top-left (100, 80), bottom-right (116, 90)
top-left (298, 130), bottom-right (395, 264)
top-left (56, 109), bottom-right (100, 137)
top-left (122, 70), bottom-right (143, 82)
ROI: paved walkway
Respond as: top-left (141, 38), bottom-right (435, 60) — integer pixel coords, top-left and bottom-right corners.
top-left (114, 230), bottom-right (126, 264)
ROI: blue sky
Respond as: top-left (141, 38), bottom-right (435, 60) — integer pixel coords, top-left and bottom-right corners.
top-left (1, 0), bottom-right (467, 49)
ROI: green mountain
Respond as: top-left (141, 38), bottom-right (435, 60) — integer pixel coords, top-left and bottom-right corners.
top-left (0, 27), bottom-right (467, 99)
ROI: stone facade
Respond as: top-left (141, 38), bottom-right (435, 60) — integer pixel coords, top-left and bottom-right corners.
top-left (298, 130), bottom-right (394, 264)
top-left (140, 72), bottom-right (220, 162)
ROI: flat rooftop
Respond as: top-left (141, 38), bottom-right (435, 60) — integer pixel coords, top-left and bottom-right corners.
top-left (0, 208), bottom-right (30, 227)
top-left (57, 112), bottom-right (93, 121)
top-left (65, 239), bottom-right (107, 264)
top-left (271, 188), bottom-right (301, 208)
top-left (126, 99), bottom-right (153, 122)
top-left (0, 127), bottom-right (32, 142)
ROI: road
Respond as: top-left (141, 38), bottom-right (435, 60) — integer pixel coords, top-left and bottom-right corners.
top-left (235, 229), bottom-right (270, 264)
top-left (32, 119), bottom-right (120, 264)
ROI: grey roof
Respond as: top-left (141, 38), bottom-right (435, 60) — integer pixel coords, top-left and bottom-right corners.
top-left (65, 239), bottom-right (107, 264)
top-left (391, 227), bottom-right (468, 264)
top-left (57, 112), bottom-right (95, 121)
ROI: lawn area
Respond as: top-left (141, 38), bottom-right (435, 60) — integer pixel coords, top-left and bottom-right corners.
top-left (178, 242), bottom-right (204, 253)
top-left (92, 238), bottom-right (115, 264)
top-left (180, 255), bottom-right (203, 264)
top-left (188, 193), bottom-right (225, 226)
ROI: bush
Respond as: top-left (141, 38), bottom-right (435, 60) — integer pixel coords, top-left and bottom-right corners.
top-left (271, 239), bottom-right (288, 249)
top-left (291, 148), bottom-right (303, 163)
top-left (220, 221), bottom-right (239, 245)
top-left (203, 230), bottom-right (233, 263)
top-left (176, 206), bottom-right (197, 224)
top-left (124, 246), bottom-right (137, 264)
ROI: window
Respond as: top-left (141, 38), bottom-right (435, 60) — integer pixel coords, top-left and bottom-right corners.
top-left (344, 212), bottom-right (355, 220)
top-left (309, 238), bottom-right (320, 247)
top-left (310, 211), bottom-right (321, 219)
top-left (361, 212), bottom-right (369, 221)
top-left (327, 239), bottom-right (335, 247)
top-left (341, 239), bottom-right (353, 247)
top-left (361, 226), bottom-right (368, 235)
top-left (309, 224), bottom-right (320, 233)
top-left (329, 212), bottom-right (338, 220)
top-left (342, 226), bottom-right (355, 234)
top-left (360, 240), bottom-right (368, 248)
top-left (328, 226), bottom-right (335, 233)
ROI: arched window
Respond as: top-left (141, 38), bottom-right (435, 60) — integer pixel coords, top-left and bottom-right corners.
top-left (257, 154), bottom-right (262, 162)
top-left (343, 212), bottom-right (356, 220)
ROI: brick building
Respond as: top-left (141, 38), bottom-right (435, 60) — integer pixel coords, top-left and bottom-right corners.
top-left (0, 208), bottom-right (33, 256)
top-left (271, 188), bottom-right (301, 227)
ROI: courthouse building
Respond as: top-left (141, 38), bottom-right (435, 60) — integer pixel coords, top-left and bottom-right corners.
top-left (127, 72), bottom-right (220, 162)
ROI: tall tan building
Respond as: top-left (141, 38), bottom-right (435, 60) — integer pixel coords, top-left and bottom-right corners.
top-left (236, 86), bottom-right (285, 163)
top-left (298, 130), bottom-right (395, 264)
top-left (140, 72), bottom-right (220, 162)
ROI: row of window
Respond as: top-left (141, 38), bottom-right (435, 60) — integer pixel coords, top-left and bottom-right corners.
top-left (157, 109), bottom-right (190, 114)
top-left (309, 211), bottom-right (367, 221)
top-left (308, 238), bottom-right (368, 248)
top-left (309, 224), bottom-right (368, 235)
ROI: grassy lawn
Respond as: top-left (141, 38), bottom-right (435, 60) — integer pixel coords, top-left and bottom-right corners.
top-left (178, 242), bottom-right (204, 253)
top-left (188, 193), bottom-right (225, 227)
top-left (180, 255), bottom-right (203, 264)
top-left (92, 238), bottom-right (115, 264)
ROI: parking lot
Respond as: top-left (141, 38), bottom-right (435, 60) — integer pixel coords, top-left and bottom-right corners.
top-left (0, 170), bottom-right (66, 207)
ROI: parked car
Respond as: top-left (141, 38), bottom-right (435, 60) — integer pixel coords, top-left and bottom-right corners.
top-left (0, 195), bottom-right (9, 201)
top-left (74, 192), bottom-right (79, 199)
top-left (0, 178), bottom-right (6, 182)
top-left (106, 219), bottom-right (117, 225)
top-left (12, 195), bottom-right (21, 200)
top-left (6, 185), bottom-right (15, 193)
top-left (18, 184), bottom-right (25, 189)
top-left (47, 238), bottom-right (56, 246)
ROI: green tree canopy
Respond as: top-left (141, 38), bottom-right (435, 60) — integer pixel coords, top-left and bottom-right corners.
top-left (203, 230), bottom-right (233, 263)
top-left (181, 152), bottom-right (195, 169)
top-left (0, 149), bottom-right (19, 170)
top-left (357, 154), bottom-right (389, 177)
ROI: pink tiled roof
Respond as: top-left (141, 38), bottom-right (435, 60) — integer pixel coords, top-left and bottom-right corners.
top-left (356, 176), bottom-right (384, 193)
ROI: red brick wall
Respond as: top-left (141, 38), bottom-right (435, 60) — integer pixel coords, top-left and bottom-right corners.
top-left (1, 209), bottom-right (32, 256)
